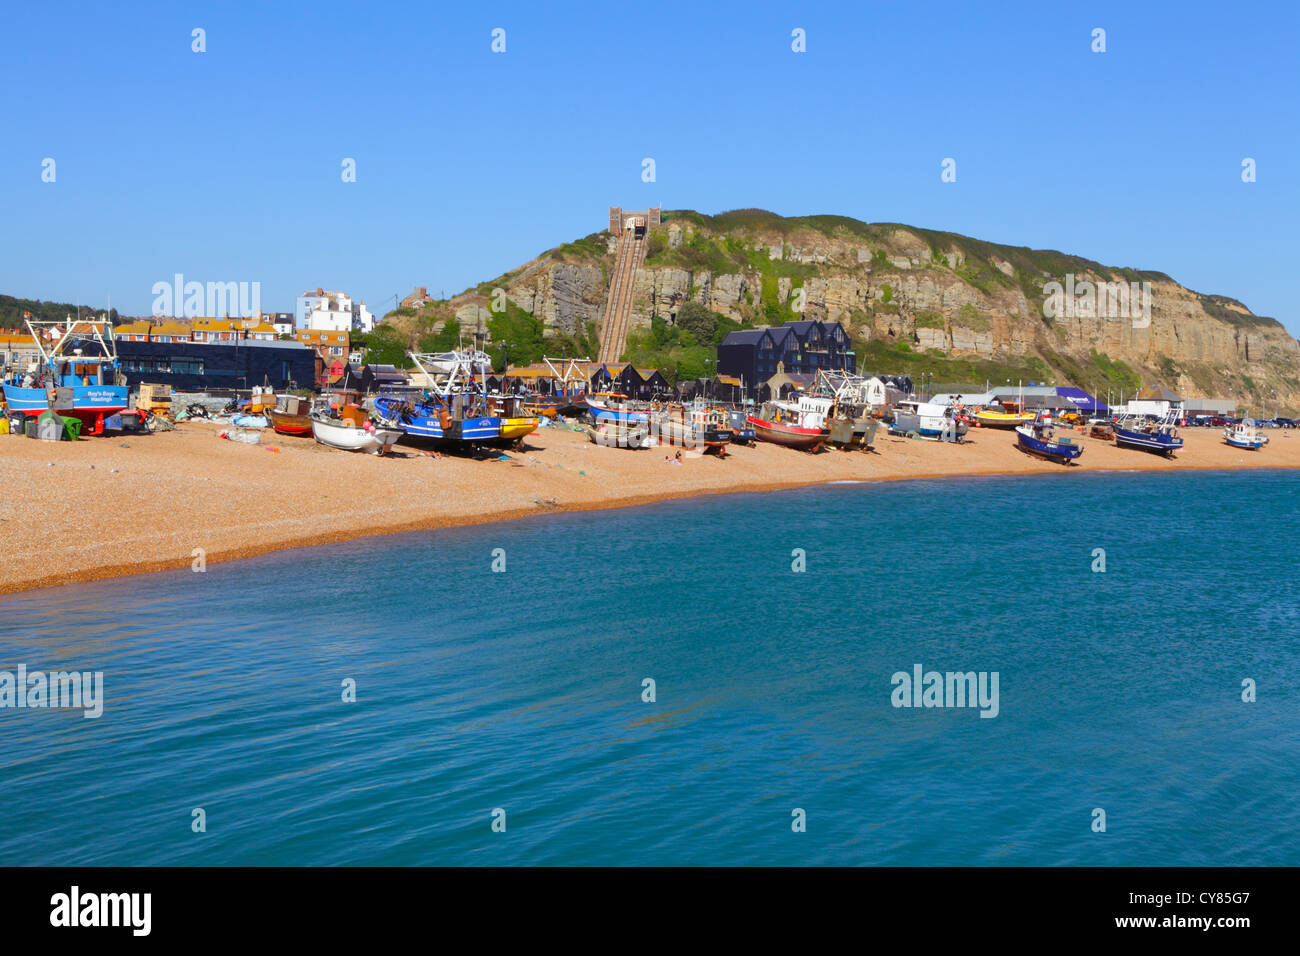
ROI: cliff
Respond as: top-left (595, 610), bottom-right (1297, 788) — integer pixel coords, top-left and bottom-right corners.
top-left (387, 209), bottom-right (1299, 406)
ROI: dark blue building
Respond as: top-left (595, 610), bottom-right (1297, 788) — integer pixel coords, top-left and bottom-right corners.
top-left (116, 338), bottom-right (315, 391)
top-left (717, 319), bottom-right (856, 393)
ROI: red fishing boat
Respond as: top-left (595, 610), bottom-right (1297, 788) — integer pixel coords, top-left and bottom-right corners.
top-left (747, 402), bottom-right (827, 450)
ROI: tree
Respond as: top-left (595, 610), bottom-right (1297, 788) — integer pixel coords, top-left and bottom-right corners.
top-left (675, 301), bottom-right (717, 346)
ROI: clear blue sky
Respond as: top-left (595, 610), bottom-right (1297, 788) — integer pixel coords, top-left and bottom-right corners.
top-left (2, 0), bottom-right (1296, 332)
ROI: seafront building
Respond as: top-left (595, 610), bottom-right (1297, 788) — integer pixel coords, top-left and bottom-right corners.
top-left (115, 337), bottom-right (315, 391)
top-left (717, 319), bottom-right (856, 395)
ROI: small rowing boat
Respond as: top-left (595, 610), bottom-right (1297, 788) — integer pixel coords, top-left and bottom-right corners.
top-left (268, 394), bottom-right (313, 436)
top-left (310, 407), bottom-right (403, 454)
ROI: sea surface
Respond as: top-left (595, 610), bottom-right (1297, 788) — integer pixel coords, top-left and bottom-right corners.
top-left (2, 469), bottom-right (1297, 866)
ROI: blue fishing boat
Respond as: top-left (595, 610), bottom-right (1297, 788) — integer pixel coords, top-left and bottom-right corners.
top-left (583, 391), bottom-right (652, 425)
top-left (449, 415), bottom-right (500, 443)
top-left (1114, 414), bottom-right (1184, 458)
top-left (1015, 418), bottom-right (1083, 465)
top-left (377, 349), bottom-right (503, 447)
top-left (1, 317), bottom-right (128, 436)
top-left (372, 395), bottom-right (449, 443)
top-left (726, 408), bottom-right (757, 445)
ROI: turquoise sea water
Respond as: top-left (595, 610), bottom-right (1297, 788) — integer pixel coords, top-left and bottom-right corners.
top-left (1, 469), bottom-right (1297, 866)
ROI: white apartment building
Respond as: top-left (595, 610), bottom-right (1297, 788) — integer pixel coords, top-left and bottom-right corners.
top-left (296, 288), bottom-right (375, 333)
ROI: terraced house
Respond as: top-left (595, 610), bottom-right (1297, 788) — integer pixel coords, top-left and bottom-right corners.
top-left (717, 319), bottom-right (856, 394)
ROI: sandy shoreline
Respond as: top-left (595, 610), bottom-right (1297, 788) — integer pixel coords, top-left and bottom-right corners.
top-left (2, 420), bottom-right (1298, 597)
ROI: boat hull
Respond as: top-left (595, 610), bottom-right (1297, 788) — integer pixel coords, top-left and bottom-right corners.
top-left (310, 416), bottom-right (402, 454)
top-left (1114, 426), bottom-right (1183, 457)
top-left (1016, 426), bottom-right (1083, 465)
top-left (449, 416), bottom-right (501, 443)
top-left (747, 416), bottom-right (826, 450)
top-left (974, 411), bottom-right (1034, 429)
top-left (2, 383), bottom-right (129, 435)
top-left (495, 416), bottom-right (540, 442)
top-left (372, 397), bottom-right (447, 444)
top-left (582, 422), bottom-right (655, 449)
top-left (656, 418), bottom-right (733, 453)
top-left (268, 409), bottom-right (312, 436)
top-left (584, 397), bottom-right (651, 425)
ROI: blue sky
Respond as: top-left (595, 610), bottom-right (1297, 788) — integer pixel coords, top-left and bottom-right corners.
top-left (2, 0), bottom-right (1296, 332)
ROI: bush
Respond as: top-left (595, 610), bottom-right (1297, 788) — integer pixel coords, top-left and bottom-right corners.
top-left (675, 301), bottom-right (717, 345)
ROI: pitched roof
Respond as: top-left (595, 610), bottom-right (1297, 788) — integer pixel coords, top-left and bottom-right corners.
top-left (1137, 384), bottom-right (1181, 401)
top-left (720, 328), bottom-right (769, 347)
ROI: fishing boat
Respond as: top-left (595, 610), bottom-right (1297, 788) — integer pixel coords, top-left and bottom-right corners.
top-left (1224, 420), bottom-right (1266, 450)
top-left (890, 400), bottom-right (967, 441)
top-left (372, 395), bottom-right (450, 444)
top-left (380, 350), bottom-right (503, 447)
top-left (655, 405), bottom-right (733, 455)
top-left (1114, 413), bottom-right (1184, 458)
top-left (268, 407), bottom-right (312, 436)
top-left (1015, 417), bottom-right (1083, 465)
top-left (972, 408), bottom-right (1035, 429)
top-left (1, 316), bottom-right (128, 436)
top-left (310, 407), bottom-right (403, 454)
top-left (268, 395), bottom-right (313, 436)
top-left (803, 372), bottom-right (884, 448)
top-left (582, 420), bottom-right (656, 449)
top-left (747, 402), bottom-right (827, 450)
top-left (583, 391), bottom-right (653, 425)
top-left (726, 409), bottom-right (757, 445)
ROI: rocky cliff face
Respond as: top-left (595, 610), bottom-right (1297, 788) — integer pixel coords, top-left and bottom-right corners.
top-left (413, 210), bottom-right (1299, 405)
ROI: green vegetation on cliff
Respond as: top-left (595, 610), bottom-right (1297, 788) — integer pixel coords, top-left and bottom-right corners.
top-left (2, 294), bottom-right (119, 328)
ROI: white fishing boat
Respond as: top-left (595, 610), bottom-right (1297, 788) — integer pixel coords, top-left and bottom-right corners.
top-left (310, 409), bottom-right (403, 454)
top-left (889, 400), bottom-right (967, 441)
top-left (1224, 420), bottom-right (1266, 450)
top-left (582, 419), bottom-right (655, 449)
